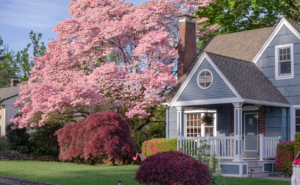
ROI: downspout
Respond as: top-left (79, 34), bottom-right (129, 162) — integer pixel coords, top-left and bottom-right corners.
top-left (281, 108), bottom-right (284, 142)
top-left (287, 108), bottom-right (290, 141)
top-left (165, 105), bottom-right (169, 139)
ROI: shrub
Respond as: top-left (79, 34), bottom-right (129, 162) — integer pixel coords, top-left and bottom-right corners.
top-left (131, 131), bottom-right (151, 153)
top-left (142, 138), bottom-right (177, 158)
top-left (31, 148), bottom-right (59, 157)
top-left (0, 136), bottom-right (8, 151)
top-left (6, 123), bottom-right (30, 153)
top-left (148, 122), bottom-right (166, 138)
top-left (275, 141), bottom-right (294, 174)
top-left (134, 151), bottom-right (211, 185)
top-left (55, 112), bottom-right (137, 163)
top-left (16, 146), bottom-right (29, 154)
top-left (29, 122), bottom-right (63, 152)
top-left (294, 133), bottom-right (300, 158)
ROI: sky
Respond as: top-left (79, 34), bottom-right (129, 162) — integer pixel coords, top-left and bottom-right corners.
top-left (0, 0), bottom-right (145, 56)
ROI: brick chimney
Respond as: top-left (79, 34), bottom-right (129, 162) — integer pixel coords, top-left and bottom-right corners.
top-left (10, 76), bottom-right (19, 87)
top-left (177, 14), bottom-right (197, 79)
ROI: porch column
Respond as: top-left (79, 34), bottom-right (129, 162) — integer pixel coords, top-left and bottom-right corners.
top-left (232, 102), bottom-right (244, 162)
top-left (176, 106), bottom-right (184, 151)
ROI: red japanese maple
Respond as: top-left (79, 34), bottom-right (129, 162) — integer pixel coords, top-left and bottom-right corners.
top-left (55, 112), bottom-right (137, 161)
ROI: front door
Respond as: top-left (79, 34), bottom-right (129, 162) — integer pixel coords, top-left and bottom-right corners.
top-left (242, 113), bottom-right (258, 158)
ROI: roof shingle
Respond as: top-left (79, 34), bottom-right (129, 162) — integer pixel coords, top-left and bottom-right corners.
top-left (0, 87), bottom-right (19, 102)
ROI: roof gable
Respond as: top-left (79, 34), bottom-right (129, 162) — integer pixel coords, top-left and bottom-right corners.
top-left (170, 53), bottom-right (242, 106)
top-left (252, 18), bottom-right (300, 63)
top-left (177, 58), bottom-right (237, 102)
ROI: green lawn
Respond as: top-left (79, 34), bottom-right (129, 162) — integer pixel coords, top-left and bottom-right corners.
top-left (0, 161), bottom-right (290, 185)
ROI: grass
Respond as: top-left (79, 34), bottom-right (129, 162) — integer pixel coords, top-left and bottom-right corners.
top-left (0, 161), bottom-right (291, 185)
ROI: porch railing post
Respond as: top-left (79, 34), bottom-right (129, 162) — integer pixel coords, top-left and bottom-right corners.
top-left (206, 134), bottom-right (211, 155)
top-left (176, 107), bottom-right (184, 152)
top-left (259, 134), bottom-right (264, 161)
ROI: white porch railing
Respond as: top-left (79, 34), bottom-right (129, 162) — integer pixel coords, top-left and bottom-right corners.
top-left (259, 134), bottom-right (281, 161)
top-left (180, 135), bottom-right (234, 159)
top-left (180, 134), bottom-right (281, 161)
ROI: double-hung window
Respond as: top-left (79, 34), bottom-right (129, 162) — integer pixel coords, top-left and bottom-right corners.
top-left (275, 44), bottom-right (294, 80)
top-left (296, 110), bottom-right (300, 133)
top-left (185, 112), bottom-right (215, 137)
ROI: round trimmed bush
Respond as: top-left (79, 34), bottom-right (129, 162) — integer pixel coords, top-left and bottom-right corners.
top-left (134, 151), bottom-right (211, 185)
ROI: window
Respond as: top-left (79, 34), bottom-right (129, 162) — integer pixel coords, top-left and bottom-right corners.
top-left (197, 70), bottom-right (213, 89)
top-left (185, 113), bottom-right (215, 137)
top-left (296, 110), bottom-right (300, 133)
top-left (275, 44), bottom-right (294, 80)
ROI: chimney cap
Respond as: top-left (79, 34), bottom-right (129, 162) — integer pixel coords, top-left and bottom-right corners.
top-left (177, 14), bottom-right (197, 19)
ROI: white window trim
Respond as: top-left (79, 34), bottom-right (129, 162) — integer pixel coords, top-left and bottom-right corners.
top-left (197, 69), bottom-right (214, 89)
top-left (275, 43), bottom-right (294, 80)
top-left (184, 111), bottom-right (217, 137)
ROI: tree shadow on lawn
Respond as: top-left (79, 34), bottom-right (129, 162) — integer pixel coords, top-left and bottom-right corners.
top-left (0, 161), bottom-right (140, 185)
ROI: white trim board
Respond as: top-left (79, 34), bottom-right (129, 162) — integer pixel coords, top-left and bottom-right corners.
top-left (252, 18), bottom-right (300, 64)
top-left (174, 98), bottom-right (241, 107)
top-left (170, 52), bottom-right (243, 107)
top-left (242, 99), bottom-right (291, 107)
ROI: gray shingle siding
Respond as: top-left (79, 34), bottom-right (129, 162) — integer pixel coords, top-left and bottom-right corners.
top-left (167, 106), bottom-right (177, 138)
top-left (256, 25), bottom-right (300, 105)
top-left (265, 107), bottom-right (289, 142)
top-left (177, 58), bottom-right (236, 102)
top-left (217, 104), bottom-right (231, 136)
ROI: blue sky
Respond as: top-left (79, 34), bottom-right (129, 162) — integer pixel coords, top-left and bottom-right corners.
top-left (0, 0), bottom-right (145, 56)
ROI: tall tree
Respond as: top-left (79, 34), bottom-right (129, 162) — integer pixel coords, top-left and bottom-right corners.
top-left (0, 31), bottom-right (46, 87)
top-left (0, 36), bottom-right (5, 61)
top-left (13, 31), bottom-right (46, 82)
top-left (11, 0), bottom-right (217, 130)
top-left (195, 0), bottom-right (300, 49)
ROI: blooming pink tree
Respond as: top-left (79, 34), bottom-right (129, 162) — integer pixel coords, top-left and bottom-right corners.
top-left (11, 0), bottom-right (217, 129)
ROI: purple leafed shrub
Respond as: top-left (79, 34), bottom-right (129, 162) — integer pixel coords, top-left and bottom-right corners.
top-left (134, 151), bottom-right (211, 185)
top-left (55, 112), bottom-right (137, 162)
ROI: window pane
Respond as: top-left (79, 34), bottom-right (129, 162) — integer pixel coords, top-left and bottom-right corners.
top-left (283, 49), bottom-right (286, 54)
top-left (296, 110), bottom-right (300, 116)
top-left (297, 125), bottom-right (300, 133)
top-left (296, 118), bottom-right (300, 125)
top-left (200, 71), bottom-right (205, 76)
top-left (280, 49), bottom-right (282, 54)
top-left (287, 54), bottom-right (290, 60)
top-left (279, 61), bottom-right (291, 74)
top-left (280, 55), bottom-right (282, 61)
top-left (287, 48), bottom-right (290, 54)
top-left (206, 82), bottom-right (211, 87)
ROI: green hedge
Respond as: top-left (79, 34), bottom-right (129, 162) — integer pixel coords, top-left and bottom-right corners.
top-left (275, 141), bottom-right (294, 174)
top-left (294, 133), bottom-right (300, 158)
top-left (142, 138), bottom-right (177, 158)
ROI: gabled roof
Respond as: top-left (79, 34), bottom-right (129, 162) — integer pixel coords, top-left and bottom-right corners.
top-left (0, 87), bottom-right (19, 102)
top-left (206, 52), bottom-right (289, 104)
top-left (204, 27), bottom-right (275, 62)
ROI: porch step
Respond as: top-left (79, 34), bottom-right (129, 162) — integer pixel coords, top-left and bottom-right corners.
top-left (248, 171), bottom-right (270, 178)
top-left (248, 166), bottom-right (263, 173)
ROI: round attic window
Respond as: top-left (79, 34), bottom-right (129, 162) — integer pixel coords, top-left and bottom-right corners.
top-left (197, 70), bottom-right (213, 89)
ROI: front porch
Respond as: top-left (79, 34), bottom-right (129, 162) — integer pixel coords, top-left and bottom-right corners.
top-left (167, 102), bottom-right (290, 177)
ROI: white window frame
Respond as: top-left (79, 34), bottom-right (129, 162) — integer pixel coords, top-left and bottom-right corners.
top-left (275, 44), bottom-right (294, 80)
top-left (197, 69), bottom-right (214, 89)
top-left (184, 110), bottom-right (217, 137)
